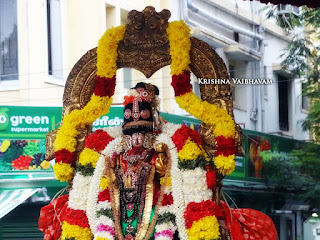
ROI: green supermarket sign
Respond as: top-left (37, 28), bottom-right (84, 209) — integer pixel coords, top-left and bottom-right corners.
top-left (0, 106), bottom-right (203, 139)
top-left (0, 106), bottom-right (61, 139)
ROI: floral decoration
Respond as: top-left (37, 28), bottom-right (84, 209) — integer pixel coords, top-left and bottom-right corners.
top-left (167, 21), bottom-right (236, 176)
top-left (54, 19), bottom-right (239, 240)
top-left (53, 25), bottom-right (125, 182)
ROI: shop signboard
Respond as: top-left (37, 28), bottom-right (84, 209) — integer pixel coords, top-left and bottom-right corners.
top-left (0, 106), bottom-right (61, 139)
top-left (0, 106), bottom-right (248, 178)
top-left (245, 129), bottom-right (302, 179)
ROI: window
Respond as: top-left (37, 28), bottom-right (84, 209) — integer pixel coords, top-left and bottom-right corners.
top-left (0, 0), bottom-right (18, 81)
top-left (193, 80), bottom-right (200, 98)
top-left (301, 83), bottom-right (308, 111)
top-left (123, 68), bottom-right (132, 89)
top-left (278, 76), bottom-right (289, 131)
top-left (47, 0), bottom-right (63, 78)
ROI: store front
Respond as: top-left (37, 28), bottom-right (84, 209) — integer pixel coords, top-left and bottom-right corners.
top-left (0, 105), bottom-right (205, 239)
top-left (0, 106), bottom-right (313, 239)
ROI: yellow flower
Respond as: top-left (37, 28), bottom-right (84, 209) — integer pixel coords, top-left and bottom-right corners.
top-left (53, 163), bottom-right (74, 182)
top-left (40, 160), bottom-right (51, 169)
top-left (97, 25), bottom-right (126, 78)
top-left (61, 222), bottom-right (93, 240)
top-left (178, 139), bottom-right (205, 161)
top-left (53, 96), bottom-right (112, 152)
top-left (186, 216), bottom-right (220, 240)
top-left (167, 21), bottom-right (191, 75)
top-left (175, 92), bottom-right (235, 138)
top-left (160, 176), bottom-right (171, 186)
top-left (0, 140), bottom-right (10, 152)
top-left (95, 237), bottom-right (111, 240)
top-left (99, 176), bottom-right (109, 190)
top-left (54, 134), bottom-right (78, 152)
top-left (78, 147), bottom-right (100, 168)
top-left (214, 154), bottom-right (236, 175)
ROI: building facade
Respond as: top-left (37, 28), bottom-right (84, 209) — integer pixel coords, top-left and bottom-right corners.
top-left (0, 0), bottom-right (314, 239)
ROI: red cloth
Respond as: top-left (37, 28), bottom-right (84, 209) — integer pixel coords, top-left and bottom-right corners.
top-left (220, 201), bottom-right (277, 240)
top-left (38, 195), bottom-right (69, 240)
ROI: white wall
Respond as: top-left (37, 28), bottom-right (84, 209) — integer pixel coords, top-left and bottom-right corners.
top-left (0, 0), bottom-right (310, 141)
top-left (183, 0), bottom-right (310, 141)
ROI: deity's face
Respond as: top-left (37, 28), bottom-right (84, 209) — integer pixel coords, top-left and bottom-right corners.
top-left (131, 133), bottom-right (145, 148)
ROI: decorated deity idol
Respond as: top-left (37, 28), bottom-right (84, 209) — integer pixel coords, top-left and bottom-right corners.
top-left (39, 6), bottom-right (278, 240)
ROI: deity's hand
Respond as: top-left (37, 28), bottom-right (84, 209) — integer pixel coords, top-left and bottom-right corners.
top-left (155, 143), bottom-right (168, 176)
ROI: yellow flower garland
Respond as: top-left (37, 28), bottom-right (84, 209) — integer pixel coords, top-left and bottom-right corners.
top-left (78, 148), bottom-right (100, 168)
top-left (186, 216), bottom-right (220, 240)
top-left (214, 154), bottom-right (236, 175)
top-left (167, 21), bottom-right (236, 178)
top-left (167, 21), bottom-right (191, 75)
top-left (175, 92), bottom-right (235, 138)
top-left (178, 139), bottom-right (206, 161)
top-left (61, 222), bottom-right (93, 240)
top-left (53, 163), bottom-right (74, 182)
top-left (97, 26), bottom-right (126, 78)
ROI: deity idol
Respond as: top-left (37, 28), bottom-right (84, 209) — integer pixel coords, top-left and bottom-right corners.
top-left (39, 6), bottom-right (278, 240)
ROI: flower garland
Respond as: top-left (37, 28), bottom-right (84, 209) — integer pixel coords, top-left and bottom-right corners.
top-left (61, 129), bottom-right (118, 240)
top-left (169, 124), bottom-right (221, 239)
top-left (87, 135), bottom-right (123, 237)
top-left (155, 124), bottom-right (189, 240)
top-left (54, 20), bottom-right (236, 180)
top-left (53, 26), bottom-right (125, 182)
top-left (167, 21), bottom-right (236, 176)
top-left (54, 19), bottom-right (238, 240)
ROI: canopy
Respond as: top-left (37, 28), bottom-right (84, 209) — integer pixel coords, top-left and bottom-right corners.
top-left (0, 188), bottom-right (40, 219)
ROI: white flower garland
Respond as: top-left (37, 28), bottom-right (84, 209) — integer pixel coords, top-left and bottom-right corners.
top-left (87, 135), bottom-right (123, 235)
top-left (158, 204), bottom-right (175, 216)
top-left (69, 173), bottom-right (92, 210)
top-left (97, 200), bottom-right (112, 210)
top-left (87, 123), bottom-right (200, 240)
top-left (180, 168), bottom-right (212, 205)
top-left (103, 126), bottom-right (123, 138)
top-left (154, 123), bottom-right (189, 240)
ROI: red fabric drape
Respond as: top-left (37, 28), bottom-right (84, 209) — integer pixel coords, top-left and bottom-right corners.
top-left (38, 195), bottom-right (69, 240)
top-left (220, 201), bottom-right (278, 240)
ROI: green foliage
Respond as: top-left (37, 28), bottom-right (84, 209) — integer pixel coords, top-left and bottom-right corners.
top-left (261, 151), bottom-right (302, 187)
top-left (259, 5), bottom-right (301, 30)
top-left (0, 159), bottom-right (12, 170)
top-left (262, 144), bottom-right (320, 208)
top-left (302, 100), bottom-right (320, 138)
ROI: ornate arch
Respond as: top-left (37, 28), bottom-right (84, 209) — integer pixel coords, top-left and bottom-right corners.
top-left (46, 35), bottom-right (244, 162)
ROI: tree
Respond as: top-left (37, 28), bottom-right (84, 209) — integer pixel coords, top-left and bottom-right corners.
top-left (260, 5), bottom-right (320, 209)
top-left (262, 5), bottom-right (320, 140)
